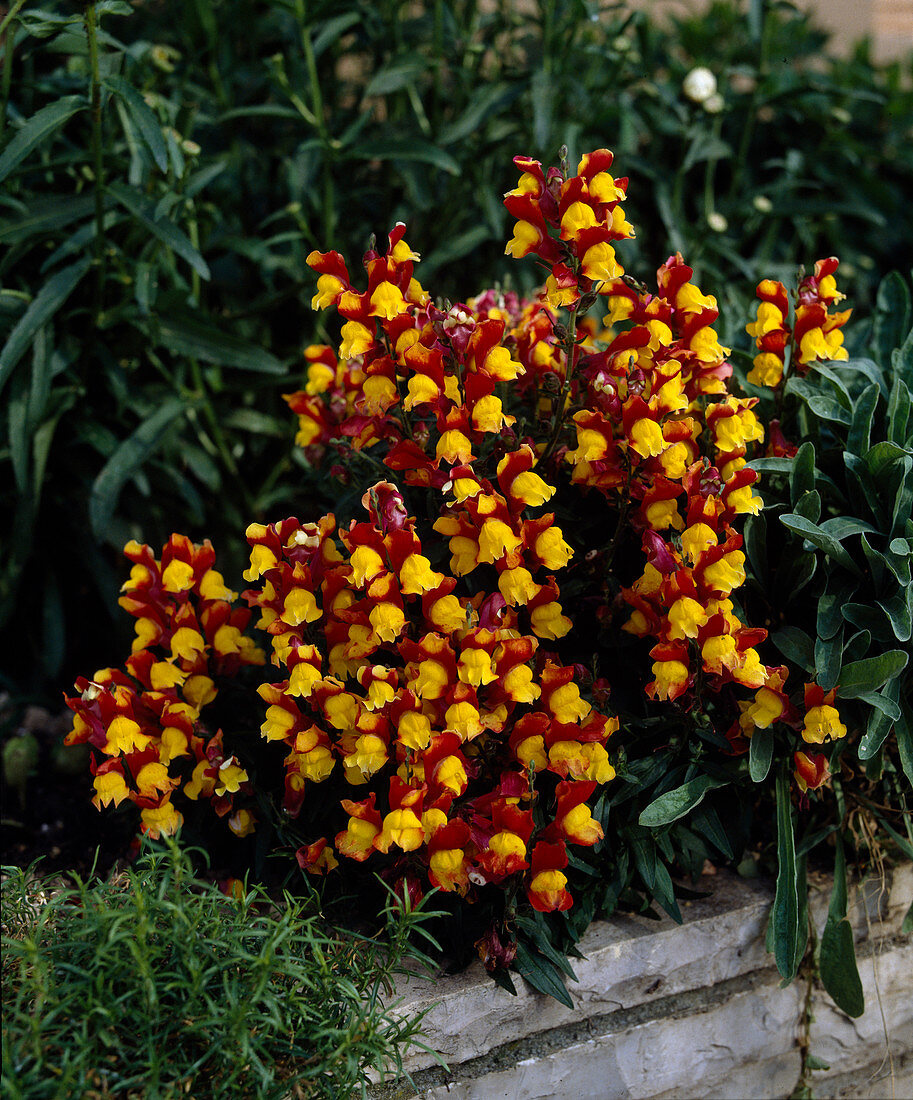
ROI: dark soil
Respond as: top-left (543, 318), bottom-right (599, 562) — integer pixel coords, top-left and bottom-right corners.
top-left (1, 700), bottom-right (136, 880)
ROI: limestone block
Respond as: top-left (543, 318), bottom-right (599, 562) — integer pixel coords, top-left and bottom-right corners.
top-left (810, 940), bottom-right (913, 1081)
top-left (395, 872), bottom-right (773, 1073)
top-left (412, 982), bottom-right (804, 1100)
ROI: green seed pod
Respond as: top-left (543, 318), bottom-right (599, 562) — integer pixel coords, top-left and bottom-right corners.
top-left (2, 733), bottom-right (40, 808)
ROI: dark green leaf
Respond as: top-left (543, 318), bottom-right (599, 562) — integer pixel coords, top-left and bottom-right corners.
top-left (311, 12), bottom-right (363, 57)
top-left (880, 591), bottom-right (912, 642)
top-left (793, 853), bottom-right (808, 978)
top-left (682, 135), bottom-right (732, 173)
top-left (749, 725), bottom-right (774, 783)
top-left (513, 942), bottom-right (573, 1008)
top-left (819, 835), bottom-right (864, 1018)
top-left (513, 916), bottom-right (577, 981)
top-left (779, 548), bottom-right (817, 601)
top-left (896, 696), bottom-right (913, 788)
top-left (779, 514), bottom-right (864, 578)
top-left (223, 409), bottom-right (287, 436)
top-left (858, 707), bottom-right (894, 760)
top-left (864, 440), bottom-right (908, 481)
top-left (107, 181), bottom-right (210, 279)
top-left (690, 804), bottom-right (733, 860)
top-left (349, 140), bottom-right (460, 174)
top-left (772, 768), bottom-right (799, 982)
top-left (838, 357), bottom-right (888, 396)
top-left (638, 775), bottom-right (728, 827)
top-left (771, 627), bottom-right (814, 670)
top-left (837, 651), bottom-right (908, 698)
top-left (748, 457), bottom-right (795, 473)
top-left (490, 966), bottom-right (518, 996)
top-left (856, 689), bottom-right (901, 721)
top-left (794, 489), bottom-right (821, 523)
top-left (843, 628), bottom-right (872, 666)
top-left (816, 630), bottom-right (844, 691)
top-left (0, 258), bottom-right (91, 393)
top-left (796, 822), bottom-right (839, 858)
top-left (847, 383), bottom-right (880, 456)
top-left (0, 96), bottom-right (85, 184)
top-left (818, 586), bottom-right (855, 641)
top-left (887, 380), bottom-right (912, 447)
top-left (438, 84), bottom-right (520, 146)
top-left (817, 517), bottom-right (877, 540)
top-left (103, 75), bottom-right (168, 172)
top-left (157, 317), bottom-right (285, 374)
top-left (886, 539), bottom-right (912, 586)
top-left (790, 442), bottom-right (816, 506)
top-left (805, 395), bottom-right (852, 424)
top-left (217, 105), bottom-right (302, 123)
top-left (0, 194), bottom-right (96, 245)
top-left (88, 399), bottom-right (188, 538)
top-left (363, 58), bottom-right (428, 97)
top-left (893, 327), bottom-right (913, 390)
top-left (874, 272), bottom-right (912, 369)
top-left (651, 859), bottom-right (682, 923)
top-left (788, 379), bottom-right (851, 423)
top-left (893, 458), bottom-right (913, 539)
top-left (422, 226), bottom-right (493, 278)
top-left (41, 570), bottom-right (65, 679)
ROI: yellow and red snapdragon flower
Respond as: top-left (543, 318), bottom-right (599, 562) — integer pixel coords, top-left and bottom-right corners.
top-left (242, 479), bottom-right (617, 911)
top-left (65, 535), bottom-right (265, 838)
top-left (746, 258), bottom-right (851, 390)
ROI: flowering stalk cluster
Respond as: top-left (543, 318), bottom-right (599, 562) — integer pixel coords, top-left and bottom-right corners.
top-left (242, 475), bottom-right (616, 912)
top-left (66, 147), bottom-right (857, 920)
top-left (746, 257), bottom-right (851, 390)
top-left (64, 536), bottom-right (265, 838)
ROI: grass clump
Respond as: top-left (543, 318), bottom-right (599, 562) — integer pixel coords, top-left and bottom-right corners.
top-left (1, 842), bottom-right (437, 1099)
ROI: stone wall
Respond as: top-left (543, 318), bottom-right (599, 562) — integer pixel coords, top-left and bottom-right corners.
top-left (372, 864), bottom-right (913, 1100)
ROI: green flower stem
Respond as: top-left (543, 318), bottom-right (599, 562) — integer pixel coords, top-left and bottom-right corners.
top-left (0, 1), bottom-right (27, 127)
top-left (186, 202), bottom-right (202, 306)
top-left (295, 0), bottom-right (335, 248)
top-left (728, 0), bottom-right (773, 203)
top-left (540, 298), bottom-right (579, 467)
top-left (84, 1), bottom-right (106, 327)
top-left (703, 114), bottom-right (724, 222)
top-left (188, 357), bottom-right (256, 517)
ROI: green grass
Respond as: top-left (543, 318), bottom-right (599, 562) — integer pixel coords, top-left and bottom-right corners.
top-left (1, 841), bottom-right (440, 1099)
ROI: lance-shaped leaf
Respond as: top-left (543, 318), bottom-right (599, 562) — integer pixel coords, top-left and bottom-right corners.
top-left (819, 833), bottom-right (864, 1017)
top-left (638, 775), bottom-right (728, 827)
top-left (89, 398), bottom-right (189, 538)
top-left (0, 96), bottom-right (86, 184)
top-left (771, 768), bottom-right (800, 981)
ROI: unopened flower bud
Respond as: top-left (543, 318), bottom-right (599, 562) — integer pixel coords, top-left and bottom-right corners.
top-left (683, 67), bottom-right (717, 104)
top-left (707, 211), bottom-right (728, 233)
top-left (703, 92), bottom-right (725, 114)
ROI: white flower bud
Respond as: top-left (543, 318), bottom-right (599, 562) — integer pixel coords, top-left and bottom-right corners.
top-left (707, 211), bottom-right (728, 233)
top-left (703, 93), bottom-right (725, 114)
top-left (683, 67), bottom-right (717, 104)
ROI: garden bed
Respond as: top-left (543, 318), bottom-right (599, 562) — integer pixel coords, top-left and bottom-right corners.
top-left (376, 864), bottom-right (913, 1100)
